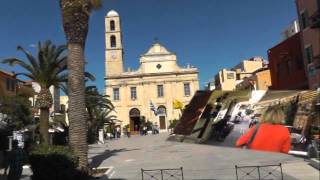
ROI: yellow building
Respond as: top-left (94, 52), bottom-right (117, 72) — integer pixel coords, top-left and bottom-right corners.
top-left (236, 68), bottom-right (272, 90)
top-left (232, 57), bottom-right (265, 80)
top-left (60, 95), bottom-right (69, 125)
top-left (104, 10), bottom-right (199, 132)
top-left (214, 69), bottom-right (236, 91)
top-left (214, 57), bottom-right (267, 91)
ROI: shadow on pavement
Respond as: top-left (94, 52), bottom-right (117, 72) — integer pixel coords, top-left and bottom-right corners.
top-left (0, 174), bottom-right (5, 180)
top-left (0, 174), bottom-right (30, 180)
top-left (90, 148), bottom-right (139, 168)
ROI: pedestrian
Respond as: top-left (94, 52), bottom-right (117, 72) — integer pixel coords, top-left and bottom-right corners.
top-left (127, 127), bottom-right (131, 138)
top-left (116, 126), bottom-right (121, 138)
top-left (140, 125), bottom-right (144, 136)
top-left (143, 126), bottom-right (147, 135)
top-left (236, 105), bottom-right (291, 153)
top-left (151, 124), bottom-right (156, 135)
top-left (114, 127), bottom-right (118, 139)
top-left (7, 140), bottom-right (25, 180)
top-left (123, 127), bottom-right (127, 137)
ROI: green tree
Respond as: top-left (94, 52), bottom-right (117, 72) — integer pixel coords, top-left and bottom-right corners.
top-left (2, 41), bottom-right (67, 145)
top-left (85, 86), bottom-right (114, 143)
top-left (0, 95), bottom-right (32, 130)
top-left (60, 0), bottom-right (102, 169)
top-left (95, 109), bottom-right (117, 129)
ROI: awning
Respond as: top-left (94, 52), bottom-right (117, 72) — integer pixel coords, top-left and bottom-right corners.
top-left (256, 90), bottom-right (301, 107)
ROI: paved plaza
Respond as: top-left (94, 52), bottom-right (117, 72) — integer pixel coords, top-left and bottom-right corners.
top-left (88, 132), bottom-right (319, 180)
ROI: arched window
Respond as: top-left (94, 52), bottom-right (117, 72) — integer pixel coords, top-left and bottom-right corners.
top-left (157, 106), bottom-right (166, 116)
top-left (129, 108), bottom-right (140, 117)
top-left (110, 35), bottom-right (116, 48)
top-left (110, 20), bottom-right (115, 31)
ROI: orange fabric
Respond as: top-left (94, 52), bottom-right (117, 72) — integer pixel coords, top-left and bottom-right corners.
top-left (236, 123), bottom-right (291, 153)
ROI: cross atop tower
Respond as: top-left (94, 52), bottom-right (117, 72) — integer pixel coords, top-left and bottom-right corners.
top-left (153, 37), bottom-right (159, 43)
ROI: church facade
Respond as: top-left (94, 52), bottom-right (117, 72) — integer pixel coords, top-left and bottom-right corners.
top-left (104, 10), bottom-right (199, 132)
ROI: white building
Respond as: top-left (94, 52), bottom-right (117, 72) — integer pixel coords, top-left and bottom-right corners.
top-left (282, 20), bottom-right (300, 40)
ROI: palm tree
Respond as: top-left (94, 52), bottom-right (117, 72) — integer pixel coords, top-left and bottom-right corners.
top-left (60, 77), bottom-right (113, 144)
top-left (2, 41), bottom-right (67, 145)
top-left (95, 109), bottom-right (117, 130)
top-left (85, 86), bottom-right (114, 143)
top-left (59, 0), bottom-right (102, 169)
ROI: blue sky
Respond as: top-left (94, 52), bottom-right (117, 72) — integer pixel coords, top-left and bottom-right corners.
top-left (0, 0), bottom-right (298, 92)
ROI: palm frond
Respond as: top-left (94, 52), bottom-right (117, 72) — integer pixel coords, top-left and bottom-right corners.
top-left (13, 72), bottom-right (35, 80)
top-left (17, 45), bottom-right (40, 73)
top-left (54, 44), bottom-right (67, 60)
top-left (84, 72), bottom-right (96, 82)
top-left (59, 82), bottom-right (68, 95)
top-left (90, 0), bottom-right (103, 10)
top-left (2, 58), bottom-right (36, 75)
top-left (3, 41), bottom-right (68, 89)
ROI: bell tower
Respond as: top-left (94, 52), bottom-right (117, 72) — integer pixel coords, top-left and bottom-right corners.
top-left (105, 9), bottom-right (124, 76)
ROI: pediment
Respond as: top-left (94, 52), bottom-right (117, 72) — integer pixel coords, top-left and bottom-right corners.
top-left (144, 43), bottom-right (172, 56)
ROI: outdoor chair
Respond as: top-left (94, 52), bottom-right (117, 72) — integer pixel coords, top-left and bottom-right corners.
top-left (141, 167), bottom-right (184, 180)
top-left (235, 163), bottom-right (283, 180)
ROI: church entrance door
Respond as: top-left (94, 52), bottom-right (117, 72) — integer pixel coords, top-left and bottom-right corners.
top-left (129, 108), bottom-right (140, 134)
top-left (159, 116), bottom-right (166, 129)
top-left (157, 106), bottom-right (167, 130)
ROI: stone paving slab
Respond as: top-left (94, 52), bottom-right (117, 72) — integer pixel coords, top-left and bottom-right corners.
top-left (88, 133), bottom-right (319, 180)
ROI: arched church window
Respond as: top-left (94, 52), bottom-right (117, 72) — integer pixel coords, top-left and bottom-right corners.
top-left (157, 106), bottom-right (166, 116)
top-left (129, 108), bottom-right (140, 117)
top-left (110, 20), bottom-right (115, 31)
top-left (110, 35), bottom-right (116, 47)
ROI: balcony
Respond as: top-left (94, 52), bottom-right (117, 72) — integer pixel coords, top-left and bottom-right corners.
top-left (310, 10), bottom-right (320, 28)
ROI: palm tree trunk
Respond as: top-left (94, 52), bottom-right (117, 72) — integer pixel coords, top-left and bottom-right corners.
top-left (39, 108), bottom-right (49, 145)
top-left (67, 43), bottom-right (88, 169)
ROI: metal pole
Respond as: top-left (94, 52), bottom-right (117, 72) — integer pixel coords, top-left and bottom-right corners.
top-left (141, 169), bottom-right (144, 180)
top-left (279, 163), bottom-right (284, 180)
top-left (235, 166), bottom-right (238, 180)
top-left (257, 166), bottom-right (261, 180)
top-left (181, 167), bottom-right (184, 180)
top-left (160, 169), bottom-right (164, 180)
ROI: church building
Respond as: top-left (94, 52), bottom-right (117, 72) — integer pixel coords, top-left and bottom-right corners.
top-left (104, 10), bottom-right (199, 132)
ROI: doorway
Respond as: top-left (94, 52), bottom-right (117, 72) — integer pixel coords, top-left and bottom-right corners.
top-left (129, 108), bottom-right (140, 133)
top-left (157, 106), bottom-right (167, 129)
top-left (159, 116), bottom-right (166, 129)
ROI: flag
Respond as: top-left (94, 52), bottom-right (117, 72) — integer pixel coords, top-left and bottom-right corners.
top-left (150, 101), bottom-right (157, 115)
top-left (173, 99), bottom-right (184, 109)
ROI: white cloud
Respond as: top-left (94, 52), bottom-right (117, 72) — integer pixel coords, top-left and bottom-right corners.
top-left (29, 44), bottom-right (36, 48)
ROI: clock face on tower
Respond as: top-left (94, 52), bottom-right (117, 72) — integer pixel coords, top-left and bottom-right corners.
top-left (111, 52), bottom-right (117, 60)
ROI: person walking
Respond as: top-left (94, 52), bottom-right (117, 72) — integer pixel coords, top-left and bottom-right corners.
top-left (7, 140), bottom-right (25, 180)
top-left (126, 127), bottom-right (131, 138)
top-left (113, 127), bottom-right (117, 139)
top-left (116, 126), bottom-right (121, 138)
top-left (143, 126), bottom-right (147, 136)
top-left (236, 105), bottom-right (291, 153)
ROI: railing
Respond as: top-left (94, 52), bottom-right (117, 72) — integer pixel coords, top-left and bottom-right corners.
top-left (141, 167), bottom-right (184, 180)
top-left (235, 163), bottom-right (283, 180)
